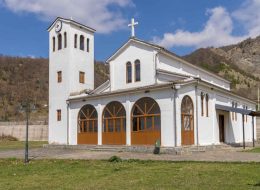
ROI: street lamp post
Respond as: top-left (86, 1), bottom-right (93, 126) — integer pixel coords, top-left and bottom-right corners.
top-left (19, 101), bottom-right (35, 164)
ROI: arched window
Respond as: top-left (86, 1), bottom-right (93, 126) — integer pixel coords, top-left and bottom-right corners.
top-left (74, 34), bottom-right (78, 48)
top-left (131, 97), bottom-right (161, 145)
top-left (235, 102), bottom-right (237, 121)
top-left (126, 62), bottom-right (132, 83)
top-left (102, 101), bottom-right (126, 145)
top-left (52, 37), bottom-right (55, 52)
top-left (58, 34), bottom-right (62, 50)
top-left (78, 104), bottom-right (98, 144)
top-left (64, 32), bottom-right (67, 48)
top-left (201, 92), bottom-right (204, 116)
top-left (86, 38), bottom-right (90, 52)
top-left (80, 35), bottom-right (84, 50)
top-left (181, 95), bottom-right (194, 145)
top-left (206, 94), bottom-right (209, 117)
top-left (135, 59), bottom-right (141, 82)
top-left (232, 102), bottom-right (234, 120)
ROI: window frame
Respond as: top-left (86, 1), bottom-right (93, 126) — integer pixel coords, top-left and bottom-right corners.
top-left (126, 62), bottom-right (132, 83)
top-left (64, 32), bottom-right (67, 48)
top-left (52, 37), bottom-right (55, 52)
top-left (134, 59), bottom-right (141, 82)
top-left (74, 34), bottom-right (78, 48)
top-left (80, 35), bottom-right (85, 51)
top-left (57, 71), bottom-right (62, 83)
top-left (57, 109), bottom-right (61, 121)
top-left (86, 38), bottom-right (90, 52)
top-left (79, 71), bottom-right (85, 84)
top-left (201, 92), bottom-right (204, 116)
top-left (58, 33), bottom-right (62, 50)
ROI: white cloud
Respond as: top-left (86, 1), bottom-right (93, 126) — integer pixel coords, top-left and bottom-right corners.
top-left (232, 0), bottom-right (260, 37)
top-left (0, 0), bottom-right (133, 34)
top-left (154, 0), bottom-right (260, 49)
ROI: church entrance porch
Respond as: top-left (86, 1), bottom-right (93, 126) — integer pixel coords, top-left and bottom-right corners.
top-left (102, 101), bottom-right (126, 145)
top-left (77, 105), bottom-right (98, 145)
top-left (131, 97), bottom-right (161, 145)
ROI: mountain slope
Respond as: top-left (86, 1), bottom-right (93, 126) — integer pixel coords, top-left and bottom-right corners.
top-left (183, 36), bottom-right (260, 100)
top-left (0, 56), bottom-right (108, 122)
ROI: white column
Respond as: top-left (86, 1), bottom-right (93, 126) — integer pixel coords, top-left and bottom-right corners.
top-left (97, 104), bottom-right (102, 145)
top-left (126, 100), bottom-right (131, 146)
top-left (212, 92), bottom-right (216, 144)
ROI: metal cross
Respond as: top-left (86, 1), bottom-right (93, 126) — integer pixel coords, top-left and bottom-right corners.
top-left (128, 18), bottom-right (138, 37)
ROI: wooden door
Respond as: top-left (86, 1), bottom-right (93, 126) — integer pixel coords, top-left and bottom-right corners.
top-left (181, 114), bottom-right (194, 145)
top-left (219, 115), bottom-right (225, 143)
top-left (181, 96), bottom-right (194, 146)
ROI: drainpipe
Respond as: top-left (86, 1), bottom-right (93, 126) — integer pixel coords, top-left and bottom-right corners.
top-left (66, 100), bottom-right (70, 145)
top-left (155, 52), bottom-right (159, 84)
top-left (252, 116), bottom-right (255, 147)
top-left (173, 84), bottom-right (180, 147)
top-left (195, 81), bottom-right (199, 146)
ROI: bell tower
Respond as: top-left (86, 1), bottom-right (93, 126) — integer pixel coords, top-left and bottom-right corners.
top-left (48, 17), bottom-right (95, 144)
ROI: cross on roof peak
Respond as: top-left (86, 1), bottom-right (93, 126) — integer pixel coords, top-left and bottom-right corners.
top-left (128, 18), bottom-right (138, 37)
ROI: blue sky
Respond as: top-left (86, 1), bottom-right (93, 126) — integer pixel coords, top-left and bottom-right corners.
top-left (0, 0), bottom-right (259, 61)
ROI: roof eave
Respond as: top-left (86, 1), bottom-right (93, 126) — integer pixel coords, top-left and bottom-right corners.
top-left (47, 17), bottom-right (96, 33)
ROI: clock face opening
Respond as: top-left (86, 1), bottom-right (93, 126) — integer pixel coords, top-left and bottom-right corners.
top-left (55, 21), bottom-right (62, 32)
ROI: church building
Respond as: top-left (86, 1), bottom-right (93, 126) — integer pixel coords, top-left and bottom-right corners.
top-left (48, 17), bottom-right (257, 147)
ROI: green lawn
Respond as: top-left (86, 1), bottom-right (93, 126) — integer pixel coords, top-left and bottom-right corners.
top-left (0, 159), bottom-right (260, 190)
top-left (0, 141), bottom-right (47, 151)
top-left (246, 147), bottom-right (260, 153)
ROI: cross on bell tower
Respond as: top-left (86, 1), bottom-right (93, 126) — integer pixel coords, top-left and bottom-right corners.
top-left (128, 18), bottom-right (138, 37)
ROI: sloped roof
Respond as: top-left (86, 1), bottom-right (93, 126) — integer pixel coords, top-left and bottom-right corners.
top-left (47, 17), bottom-right (96, 33)
top-left (106, 37), bottom-right (230, 84)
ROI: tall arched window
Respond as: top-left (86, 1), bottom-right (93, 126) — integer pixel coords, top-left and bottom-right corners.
top-left (201, 92), bottom-right (204, 116)
top-left (74, 34), bottom-right (78, 48)
top-left (181, 95), bottom-right (194, 145)
top-left (86, 38), bottom-right (90, 52)
top-left (77, 104), bottom-right (98, 144)
top-left (58, 34), bottom-right (62, 50)
top-left (80, 35), bottom-right (85, 50)
top-left (235, 102), bottom-right (238, 121)
top-left (135, 59), bottom-right (141, 82)
top-left (126, 62), bottom-right (132, 83)
top-left (64, 32), bottom-right (67, 48)
top-left (131, 97), bottom-right (161, 145)
top-left (206, 94), bottom-right (209, 117)
top-left (52, 37), bottom-right (55, 52)
top-left (232, 102), bottom-right (234, 120)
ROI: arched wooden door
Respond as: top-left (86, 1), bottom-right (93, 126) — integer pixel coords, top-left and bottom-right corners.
top-left (181, 95), bottom-right (194, 145)
top-left (102, 101), bottom-right (126, 145)
top-left (78, 104), bottom-right (98, 144)
top-left (131, 97), bottom-right (161, 145)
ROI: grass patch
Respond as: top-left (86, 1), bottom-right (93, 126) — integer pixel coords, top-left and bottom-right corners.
top-left (0, 159), bottom-right (260, 190)
top-left (0, 141), bottom-right (47, 151)
top-left (245, 147), bottom-right (260, 153)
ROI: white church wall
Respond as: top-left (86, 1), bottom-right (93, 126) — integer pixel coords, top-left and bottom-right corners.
top-left (48, 19), bottom-right (95, 144)
top-left (197, 87), bottom-right (215, 145)
top-left (214, 90), bottom-right (256, 144)
top-left (110, 42), bottom-right (157, 91)
top-left (68, 87), bottom-right (175, 146)
top-left (157, 54), bottom-right (230, 91)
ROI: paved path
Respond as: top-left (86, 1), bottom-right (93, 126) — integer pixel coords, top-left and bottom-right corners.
top-left (0, 147), bottom-right (260, 162)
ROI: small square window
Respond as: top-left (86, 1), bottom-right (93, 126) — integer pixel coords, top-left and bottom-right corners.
top-left (57, 71), bottom-right (62, 83)
top-left (79, 71), bottom-right (85, 84)
top-left (57, 110), bottom-right (61, 121)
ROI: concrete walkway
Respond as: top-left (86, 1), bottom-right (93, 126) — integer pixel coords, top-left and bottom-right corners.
top-left (0, 147), bottom-right (260, 162)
